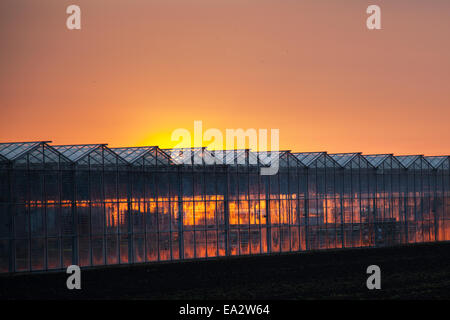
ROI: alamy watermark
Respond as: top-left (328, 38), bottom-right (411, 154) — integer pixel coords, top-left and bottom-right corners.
top-left (66, 265), bottom-right (81, 290)
top-left (65, 4), bottom-right (381, 31)
top-left (367, 5), bottom-right (381, 30)
top-left (170, 121), bottom-right (280, 176)
top-left (366, 265), bottom-right (381, 290)
top-left (66, 5), bottom-right (81, 30)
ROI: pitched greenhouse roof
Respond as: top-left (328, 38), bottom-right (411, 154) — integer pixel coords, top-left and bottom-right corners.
top-left (0, 141), bottom-right (50, 161)
top-left (329, 153), bottom-right (360, 167)
top-left (257, 151), bottom-right (281, 166)
top-left (364, 154), bottom-right (391, 168)
top-left (161, 148), bottom-right (261, 166)
top-left (112, 146), bottom-right (173, 165)
top-left (292, 152), bottom-right (325, 166)
top-left (396, 155), bottom-right (432, 169)
top-left (291, 152), bottom-right (341, 168)
top-left (162, 147), bottom-right (218, 165)
top-left (363, 154), bottom-right (407, 169)
top-left (224, 149), bottom-right (248, 165)
top-left (424, 156), bottom-right (450, 169)
top-left (256, 150), bottom-right (305, 167)
top-left (53, 144), bottom-right (105, 162)
top-left (396, 155), bottom-right (421, 168)
top-left (0, 141), bottom-right (75, 166)
top-left (235, 149), bottom-right (258, 165)
top-left (53, 144), bottom-right (128, 166)
top-left (0, 141), bottom-right (448, 169)
top-left (220, 149), bottom-right (259, 165)
top-left (162, 148), bottom-right (189, 165)
top-left (111, 146), bottom-right (154, 163)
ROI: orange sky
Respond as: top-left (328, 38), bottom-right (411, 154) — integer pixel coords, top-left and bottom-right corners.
top-left (0, 0), bottom-right (449, 155)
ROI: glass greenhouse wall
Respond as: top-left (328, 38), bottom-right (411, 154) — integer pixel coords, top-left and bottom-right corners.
top-left (0, 142), bottom-right (449, 273)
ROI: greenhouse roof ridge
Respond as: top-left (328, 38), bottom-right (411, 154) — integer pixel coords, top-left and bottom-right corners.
top-left (291, 152), bottom-right (328, 166)
top-left (291, 151), bottom-right (328, 154)
top-left (111, 146), bottom-right (159, 163)
top-left (396, 155), bottom-right (430, 168)
top-left (52, 143), bottom-right (108, 146)
top-left (363, 153), bottom-right (394, 157)
top-left (424, 156), bottom-right (450, 169)
top-left (425, 155), bottom-right (450, 158)
top-left (0, 141), bottom-right (449, 168)
top-left (255, 150), bottom-right (292, 153)
top-left (0, 141), bottom-right (51, 161)
top-left (0, 140), bottom-right (52, 145)
top-left (329, 153), bottom-right (362, 167)
top-left (363, 154), bottom-right (394, 168)
top-left (53, 144), bottom-right (114, 163)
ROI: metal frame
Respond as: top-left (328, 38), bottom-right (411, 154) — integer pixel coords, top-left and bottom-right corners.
top-left (1, 142), bottom-right (449, 273)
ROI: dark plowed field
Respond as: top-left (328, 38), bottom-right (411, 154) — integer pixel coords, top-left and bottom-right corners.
top-left (1, 242), bottom-right (450, 300)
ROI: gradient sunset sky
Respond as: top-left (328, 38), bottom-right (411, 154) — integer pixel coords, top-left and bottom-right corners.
top-left (1, 0), bottom-right (449, 154)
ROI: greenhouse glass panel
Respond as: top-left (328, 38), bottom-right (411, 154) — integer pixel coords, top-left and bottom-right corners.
top-left (1, 141), bottom-right (449, 273)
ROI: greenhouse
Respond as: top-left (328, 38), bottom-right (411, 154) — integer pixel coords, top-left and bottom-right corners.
top-left (0, 141), bottom-right (449, 273)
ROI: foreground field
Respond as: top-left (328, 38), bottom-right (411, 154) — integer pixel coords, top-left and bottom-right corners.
top-left (1, 242), bottom-right (450, 299)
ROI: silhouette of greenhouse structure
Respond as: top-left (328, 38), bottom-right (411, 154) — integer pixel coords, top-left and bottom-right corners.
top-left (0, 141), bottom-right (449, 273)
